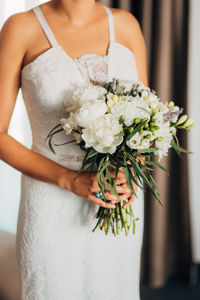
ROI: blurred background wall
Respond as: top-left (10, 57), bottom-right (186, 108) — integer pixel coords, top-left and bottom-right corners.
top-left (0, 0), bottom-right (199, 290)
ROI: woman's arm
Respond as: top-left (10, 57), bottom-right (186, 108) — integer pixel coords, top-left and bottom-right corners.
top-left (0, 13), bottom-right (77, 190)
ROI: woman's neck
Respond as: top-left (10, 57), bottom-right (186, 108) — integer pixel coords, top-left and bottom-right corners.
top-left (53, 0), bottom-right (97, 25)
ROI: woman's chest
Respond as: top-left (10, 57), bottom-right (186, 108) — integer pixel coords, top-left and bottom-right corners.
top-left (21, 42), bottom-right (138, 111)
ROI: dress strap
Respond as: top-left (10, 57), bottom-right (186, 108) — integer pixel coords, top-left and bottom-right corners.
top-left (33, 7), bottom-right (58, 47)
top-left (103, 6), bottom-right (115, 42)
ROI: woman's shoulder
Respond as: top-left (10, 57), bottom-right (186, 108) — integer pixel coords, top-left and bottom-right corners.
top-left (110, 7), bottom-right (141, 31)
top-left (0, 9), bottom-right (38, 46)
top-left (109, 7), bottom-right (143, 50)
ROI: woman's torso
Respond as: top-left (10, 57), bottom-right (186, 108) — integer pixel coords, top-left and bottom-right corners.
top-left (21, 4), bottom-right (138, 171)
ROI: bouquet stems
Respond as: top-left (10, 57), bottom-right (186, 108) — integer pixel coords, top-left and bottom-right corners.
top-left (92, 200), bottom-right (138, 236)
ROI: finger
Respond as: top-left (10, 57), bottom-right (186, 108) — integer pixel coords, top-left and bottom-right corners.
top-left (104, 192), bottom-right (129, 202)
top-left (89, 195), bottom-right (116, 209)
top-left (110, 194), bottom-right (131, 203)
top-left (123, 194), bottom-right (136, 209)
top-left (114, 185), bottom-right (131, 194)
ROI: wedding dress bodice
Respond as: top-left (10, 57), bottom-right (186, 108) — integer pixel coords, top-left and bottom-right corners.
top-left (21, 5), bottom-right (138, 171)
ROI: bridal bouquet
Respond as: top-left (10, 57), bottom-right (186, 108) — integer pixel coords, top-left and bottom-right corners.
top-left (46, 78), bottom-right (193, 236)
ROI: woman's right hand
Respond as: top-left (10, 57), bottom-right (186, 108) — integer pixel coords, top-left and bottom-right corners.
top-left (59, 169), bottom-right (133, 209)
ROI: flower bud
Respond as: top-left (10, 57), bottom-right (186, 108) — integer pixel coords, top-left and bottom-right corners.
top-left (60, 118), bottom-right (67, 126)
top-left (168, 101), bottom-right (175, 108)
top-left (150, 122), bottom-right (155, 127)
top-left (142, 117), bottom-right (148, 122)
top-left (176, 114), bottom-right (187, 125)
top-left (182, 118), bottom-right (194, 128)
top-left (152, 108), bottom-right (159, 114)
top-left (142, 90), bottom-right (149, 98)
top-left (171, 106), bottom-right (179, 112)
top-left (156, 136), bottom-right (163, 142)
top-left (170, 127), bottom-right (177, 135)
top-left (139, 128), bottom-right (143, 134)
top-left (185, 124), bottom-right (194, 129)
top-left (146, 134), bottom-right (152, 139)
top-left (118, 95), bottom-right (123, 102)
top-left (112, 95), bottom-right (119, 104)
top-left (150, 127), bottom-right (155, 133)
top-left (128, 127), bottom-right (134, 133)
top-left (144, 123), bottom-right (149, 129)
top-left (155, 126), bottom-right (160, 130)
top-left (134, 118), bottom-right (141, 124)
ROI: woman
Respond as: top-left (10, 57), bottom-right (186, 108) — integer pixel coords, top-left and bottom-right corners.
top-left (0, 0), bottom-right (148, 299)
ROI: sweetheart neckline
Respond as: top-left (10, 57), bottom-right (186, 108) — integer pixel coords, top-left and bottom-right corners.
top-left (21, 41), bottom-right (136, 73)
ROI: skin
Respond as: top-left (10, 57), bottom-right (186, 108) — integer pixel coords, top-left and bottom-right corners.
top-left (0, 0), bottom-right (148, 209)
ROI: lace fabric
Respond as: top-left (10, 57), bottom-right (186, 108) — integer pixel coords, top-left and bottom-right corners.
top-left (74, 54), bottom-right (108, 86)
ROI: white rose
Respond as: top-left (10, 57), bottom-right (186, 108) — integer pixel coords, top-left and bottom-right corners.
top-left (82, 114), bottom-right (123, 154)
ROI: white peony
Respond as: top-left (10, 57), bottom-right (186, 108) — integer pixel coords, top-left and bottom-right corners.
top-left (63, 85), bottom-right (107, 112)
top-left (82, 114), bottom-right (123, 154)
top-left (75, 100), bottom-right (107, 128)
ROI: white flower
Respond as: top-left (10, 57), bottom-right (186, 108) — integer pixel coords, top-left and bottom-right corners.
top-left (63, 85), bottom-right (107, 112)
top-left (126, 131), bottom-right (152, 150)
top-left (169, 126), bottom-right (177, 135)
top-left (75, 100), bottom-right (107, 128)
top-left (111, 97), bottom-right (150, 126)
top-left (73, 132), bottom-right (82, 144)
top-left (60, 114), bottom-right (78, 135)
top-left (154, 122), bottom-right (172, 161)
top-left (118, 80), bottom-right (134, 93)
top-left (153, 112), bottom-right (165, 126)
top-left (82, 114), bottom-right (123, 154)
top-left (145, 93), bottom-right (159, 109)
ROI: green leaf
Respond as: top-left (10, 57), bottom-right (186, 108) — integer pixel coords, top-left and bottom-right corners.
top-left (114, 163), bottom-right (120, 182)
top-left (170, 139), bottom-right (193, 154)
top-left (127, 167), bottom-right (138, 197)
top-left (146, 160), bottom-right (169, 174)
top-left (105, 168), bottom-right (118, 196)
top-left (46, 128), bottom-right (64, 140)
top-left (87, 151), bottom-right (98, 160)
top-left (123, 166), bottom-right (135, 194)
top-left (139, 147), bottom-right (159, 153)
top-left (80, 148), bottom-right (91, 171)
top-left (126, 121), bottom-right (147, 141)
top-left (127, 165), bottom-right (142, 188)
top-left (54, 140), bottom-right (76, 146)
top-left (131, 159), bottom-right (153, 189)
top-left (102, 171), bottom-right (120, 199)
top-left (48, 136), bottom-right (56, 154)
top-left (45, 123), bottom-right (62, 141)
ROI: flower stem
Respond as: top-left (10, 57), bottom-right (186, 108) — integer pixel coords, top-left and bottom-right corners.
top-left (119, 201), bottom-right (129, 236)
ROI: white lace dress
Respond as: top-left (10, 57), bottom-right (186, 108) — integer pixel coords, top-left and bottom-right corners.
top-left (16, 5), bottom-right (144, 300)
